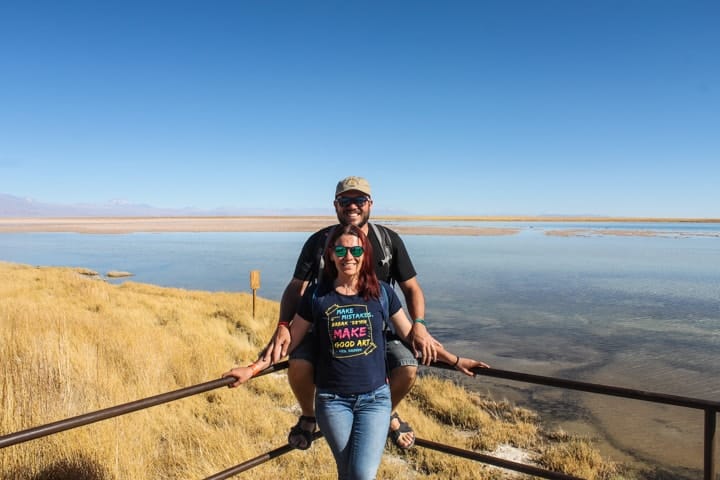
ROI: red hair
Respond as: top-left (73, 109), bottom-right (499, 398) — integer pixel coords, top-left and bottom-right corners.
top-left (322, 224), bottom-right (381, 300)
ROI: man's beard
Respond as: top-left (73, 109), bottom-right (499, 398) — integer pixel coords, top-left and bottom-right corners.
top-left (337, 209), bottom-right (369, 228)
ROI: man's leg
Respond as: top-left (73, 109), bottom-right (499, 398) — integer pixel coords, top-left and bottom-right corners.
top-left (386, 337), bottom-right (418, 449)
top-left (288, 359), bottom-right (316, 416)
top-left (287, 336), bottom-right (317, 449)
top-left (389, 364), bottom-right (417, 411)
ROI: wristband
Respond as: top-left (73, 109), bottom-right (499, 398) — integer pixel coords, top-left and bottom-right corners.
top-left (453, 355), bottom-right (460, 368)
top-left (248, 362), bottom-right (262, 375)
top-left (278, 321), bottom-right (290, 328)
top-left (413, 318), bottom-right (426, 326)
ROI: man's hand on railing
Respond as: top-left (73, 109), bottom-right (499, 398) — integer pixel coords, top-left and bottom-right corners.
top-left (410, 322), bottom-right (442, 366)
top-left (261, 322), bottom-right (291, 364)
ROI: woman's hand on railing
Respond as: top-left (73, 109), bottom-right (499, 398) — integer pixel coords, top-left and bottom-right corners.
top-left (222, 367), bottom-right (255, 387)
top-left (223, 357), bottom-right (271, 388)
top-left (454, 357), bottom-right (490, 377)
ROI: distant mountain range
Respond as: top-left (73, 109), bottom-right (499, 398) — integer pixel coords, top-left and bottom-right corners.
top-left (0, 193), bottom-right (335, 217)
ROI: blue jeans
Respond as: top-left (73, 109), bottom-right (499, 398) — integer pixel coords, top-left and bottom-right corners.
top-left (315, 383), bottom-right (392, 480)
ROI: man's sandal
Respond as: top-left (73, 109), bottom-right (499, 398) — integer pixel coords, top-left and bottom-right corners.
top-left (388, 412), bottom-right (415, 449)
top-left (288, 415), bottom-right (316, 450)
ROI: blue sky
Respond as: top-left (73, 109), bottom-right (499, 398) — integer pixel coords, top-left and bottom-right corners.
top-left (1, 1), bottom-right (718, 217)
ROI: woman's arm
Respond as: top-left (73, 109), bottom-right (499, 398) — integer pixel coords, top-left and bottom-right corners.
top-left (389, 310), bottom-right (489, 376)
top-left (436, 350), bottom-right (490, 376)
top-left (223, 361), bottom-right (268, 388)
top-left (287, 313), bottom-right (312, 354)
top-left (389, 308), bottom-right (413, 343)
top-left (224, 313), bottom-right (312, 388)
top-left (389, 308), bottom-right (441, 365)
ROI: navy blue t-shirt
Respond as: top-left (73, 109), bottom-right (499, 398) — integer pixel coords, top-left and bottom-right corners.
top-left (297, 281), bottom-right (402, 395)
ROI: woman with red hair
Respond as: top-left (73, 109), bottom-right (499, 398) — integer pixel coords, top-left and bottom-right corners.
top-left (226, 224), bottom-right (489, 479)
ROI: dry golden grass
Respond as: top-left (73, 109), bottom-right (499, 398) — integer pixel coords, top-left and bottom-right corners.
top-left (1, 260), bottom-right (627, 479)
top-left (539, 430), bottom-right (624, 480)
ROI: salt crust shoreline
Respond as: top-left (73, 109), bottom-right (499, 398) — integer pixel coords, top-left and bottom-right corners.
top-left (1, 216), bottom-right (717, 237)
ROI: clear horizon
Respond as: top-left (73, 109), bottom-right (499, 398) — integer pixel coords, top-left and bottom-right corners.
top-left (1, 1), bottom-right (718, 217)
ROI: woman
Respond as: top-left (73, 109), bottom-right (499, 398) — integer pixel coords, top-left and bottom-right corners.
top-left (226, 224), bottom-right (489, 479)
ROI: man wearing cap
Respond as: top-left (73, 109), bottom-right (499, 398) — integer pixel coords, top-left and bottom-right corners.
top-left (263, 176), bottom-right (438, 450)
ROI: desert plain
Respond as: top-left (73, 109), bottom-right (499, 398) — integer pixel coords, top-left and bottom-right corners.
top-left (1, 215), bottom-right (717, 237)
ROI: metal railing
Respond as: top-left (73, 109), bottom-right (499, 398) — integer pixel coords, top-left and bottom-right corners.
top-left (0, 362), bottom-right (287, 449)
top-left (464, 365), bottom-right (719, 480)
top-left (1, 361), bottom-right (717, 479)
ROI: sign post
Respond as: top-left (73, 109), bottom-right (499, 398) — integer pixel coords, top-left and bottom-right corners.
top-left (250, 270), bottom-right (261, 318)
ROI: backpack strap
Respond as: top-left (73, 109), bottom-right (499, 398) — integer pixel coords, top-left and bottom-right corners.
top-left (369, 223), bottom-right (392, 268)
top-left (310, 283), bottom-right (321, 321)
top-left (380, 282), bottom-right (389, 321)
top-left (379, 282), bottom-right (390, 330)
top-left (316, 225), bottom-right (339, 284)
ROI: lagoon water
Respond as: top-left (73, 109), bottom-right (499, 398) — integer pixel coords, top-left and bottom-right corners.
top-left (2, 223), bottom-right (719, 477)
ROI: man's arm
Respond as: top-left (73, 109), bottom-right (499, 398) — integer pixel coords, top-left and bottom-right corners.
top-left (397, 276), bottom-right (440, 365)
top-left (261, 277), bottom-right (309, 363)
top-left (280, 277), bottom-right (309, 323)
top-left (398, 276), bottom-right (424, 321)
top-left (387, 304), bottom-right (488, 376)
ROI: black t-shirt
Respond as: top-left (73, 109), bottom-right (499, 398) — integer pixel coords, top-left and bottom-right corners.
top-left (292, 224), bottom-right (417, 285)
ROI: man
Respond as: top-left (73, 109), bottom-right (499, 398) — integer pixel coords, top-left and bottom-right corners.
top-left (263, 176), bottom-right (439, 450)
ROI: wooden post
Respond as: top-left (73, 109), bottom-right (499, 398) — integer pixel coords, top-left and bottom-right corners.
top-left (250, 270), bottom-right (261, 318)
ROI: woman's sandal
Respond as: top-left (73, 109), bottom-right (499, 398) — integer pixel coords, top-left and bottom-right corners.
top-left (288, 415), bottom-right (316, 450)
top-left (388, 412), bottom-right (415, 449)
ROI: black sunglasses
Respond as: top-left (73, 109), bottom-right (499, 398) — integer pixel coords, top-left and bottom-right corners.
top-left (335, 196), bottom-right (370, 208)
top-left (334, 245), bottom-right (364, 258)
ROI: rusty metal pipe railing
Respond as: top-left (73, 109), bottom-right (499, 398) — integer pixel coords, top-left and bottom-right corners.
top-left (415, 437), bottom-right (583, 480)
top-left (451, 364), bottom-right (720, 411)
top-left (0, 361), bottom-right (289, 449)
top-left (203, 431), bottom-right (323, 480)
top-left (204, 432), bottom-right (581, 480)
top-left (3, 360), bottom-right (718, 479)
top-left (431, 362), bottom-right (719, 480)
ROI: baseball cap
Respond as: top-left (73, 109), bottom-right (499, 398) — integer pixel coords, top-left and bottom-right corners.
top-left (335, 176), bottom-right (372, 197)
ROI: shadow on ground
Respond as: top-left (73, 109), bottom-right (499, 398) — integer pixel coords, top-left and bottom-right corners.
top-left (7, 455), bottom-right (108, 480)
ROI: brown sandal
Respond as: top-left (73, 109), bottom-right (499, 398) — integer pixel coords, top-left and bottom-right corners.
top-left (288, 415), bottom-right (316, 450)
top-left (388, 412), bottom-right (415, 449)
